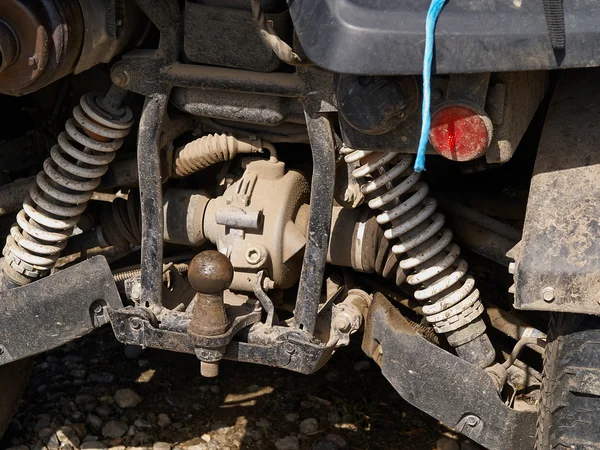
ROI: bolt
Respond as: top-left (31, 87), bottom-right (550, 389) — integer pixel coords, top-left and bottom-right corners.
top-left (466, 415), bottom-right (480, 427)
top-left (111, 68), bottom-right (131, 88)
top-left (200, 361), bottom-right (220, 378)
top-left (93, 302), bottom-right (104, 315)
top-left (508, 262), bottom-right (516, 274)
top-left (541, 286), bottom-right (555, 302)
top-left (431, 89), bottom-right (444, 100)
top-left (284, 343), bottom-right (295, 355)
top-left (245, 248), bottom-right (262, 265)
top-left (130, 317), bottom-right (142, 330)
top-left (130, 281), bottom-right (142, 301)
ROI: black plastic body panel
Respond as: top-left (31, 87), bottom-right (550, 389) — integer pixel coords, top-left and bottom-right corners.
top-left (288, 0), bottom-right (600, 75)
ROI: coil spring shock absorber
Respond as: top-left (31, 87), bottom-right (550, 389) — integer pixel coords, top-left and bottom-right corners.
top-left (345, 150), bottom-right (495, 367)
top-left (1, 86), bottom-right (133, 287)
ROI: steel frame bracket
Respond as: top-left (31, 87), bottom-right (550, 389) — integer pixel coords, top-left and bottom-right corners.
top-left (0, 256), bottom-right (123, 366)
top-left (362, 293), bottom-right (536, 450)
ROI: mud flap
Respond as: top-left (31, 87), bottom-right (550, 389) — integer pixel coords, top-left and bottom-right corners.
top-left (512, 68), bottom-right (600, 314)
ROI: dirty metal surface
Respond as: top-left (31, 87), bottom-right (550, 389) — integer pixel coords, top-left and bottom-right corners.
top-left (514, 68), bottom-right (600, 314)
top-left (362, 294), bottom-right (536, 450)
top-left (0, 256), bottom-right (122, 366)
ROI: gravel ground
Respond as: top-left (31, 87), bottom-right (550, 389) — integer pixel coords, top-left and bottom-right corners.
top-left (0, 327), bottom-right (484, 450)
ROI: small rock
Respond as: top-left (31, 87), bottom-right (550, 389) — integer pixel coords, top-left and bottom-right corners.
top-left (172, 422), bottom-right (183, 429)
top-left (70, 410), bottom-right (86, 423)
top-left (153, 443), bottom-right (171, 450)
top-left (353, 360), bottom-right (370, 372)
top-left (86, 414), bottom-right (103, 430)
top-left (187, 444), bottom-right (208, 450)
top-left (81, 441), bottom-right (108, 449)
top-left (199, 385), bottom-right (210, 393)
top-left (285, 413), bottom-right (300, 422)
top-left (83, 435), bottom-right (99, 442)
top-left (209, 385), bottom-right (221, 394)
top-left (6, 446), bottom-right (28, 450)
top-left (56, 427), bottom-right (80, 447)
top-left (325, 434), bottom-right (347, 448)
top-left (134, 419), bottom-right (152, 430)
top-left (157, 414), bottom-right (171, 428)
top-left (127, 425), bottom-right (137, 436)
top-left (200, 434), bottom-right (211, 443)
top-left (313, 441), bottom-right (339, 450)
top-left (70, 369), bottom-right (87, 379)
top-left (102, 421), bottom-right (128, 438)
top-left (113, 389), bottom-right (142, 408)
top-left (34, 416), bottom-right (52, 432)
top-left (275, 436), bottom-right (300, 450)
top-left (299, 418), bottom-right (319, 435)
top-left (88, 372), bottom-right (115, 384)
top-left (247, 384), bottom-right (260, 392)
top-left (95, 404), bottom-right (113, 418)
top-left (326, 411), bottom-right (341, 424)
top-left (245, 428), bottom-right (262, 441)
top-left (108, 446), bottom-right (126, 450)
top-left (436, 437), bottom-right (460, 450)
top-left (131, 432), bottom-right (152, 445)
top-left (255, 418), bottom-right (270, 428)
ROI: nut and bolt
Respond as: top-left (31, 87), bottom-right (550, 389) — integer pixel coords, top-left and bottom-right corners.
top-left (465, 415), bottom-right (481, 427)
top-left (284, 343), bottom-right (296, 355)
top-left (111, 67), bottom-right (131, 87)
top-left (130, 317), bottom-right (143, 330)
top-left (541, 286), bottom-right (555, 302)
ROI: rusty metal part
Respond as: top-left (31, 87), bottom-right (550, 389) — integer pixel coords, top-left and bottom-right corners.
top-left (188, 250), bottom-right (234, 377)
top-left (0, 0), bottom-right (83, 96)
top-left (512, 68), bottom-right (600, 314)
top-left (1, 87), bottom-right (133, 286)
top-left (188, 251), bottom-right (234, 297)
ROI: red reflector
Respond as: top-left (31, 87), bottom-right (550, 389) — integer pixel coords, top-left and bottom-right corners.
top-left (429, 105), bottom-right (492, 162)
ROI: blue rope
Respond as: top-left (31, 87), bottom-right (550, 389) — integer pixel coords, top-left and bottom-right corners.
top-left (414, 0), bottom-right (447, 173)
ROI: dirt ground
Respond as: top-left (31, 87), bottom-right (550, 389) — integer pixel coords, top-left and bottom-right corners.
top-left (1, 326), bottom-right (480, 450)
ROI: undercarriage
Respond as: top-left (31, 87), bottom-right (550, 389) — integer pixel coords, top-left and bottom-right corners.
top-left (1, 1), bottom-right (600, 449)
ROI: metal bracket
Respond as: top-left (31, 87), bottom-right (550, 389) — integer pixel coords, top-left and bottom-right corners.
top-left (362, 293), bottom-right (536, 450)
top-left (0, 256), bottom-right (123, 366)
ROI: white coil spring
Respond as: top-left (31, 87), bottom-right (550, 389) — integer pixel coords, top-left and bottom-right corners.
top-left (345, 150), bottom-right (484, 335)
top-left (3, 92), bottom-right (133, 284)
